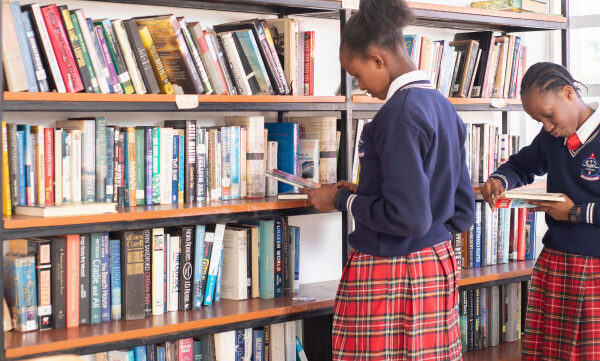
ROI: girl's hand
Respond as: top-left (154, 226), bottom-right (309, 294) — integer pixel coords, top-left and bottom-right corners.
top-left (335, 180), bottom-right (358, 193)
top-left (300, 184), bottom-right (338, 212)
top-left (481, 178), bottom-right (505, 210)
top-left (528, 194), bottom-right (574, 222)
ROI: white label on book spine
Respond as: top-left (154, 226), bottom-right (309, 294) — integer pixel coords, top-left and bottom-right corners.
top-left (342, 0), bottom-right (359, 9)
top-left (175, 95), bottom-right (199, 110)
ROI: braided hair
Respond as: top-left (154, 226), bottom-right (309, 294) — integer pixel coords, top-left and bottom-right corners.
top-left (520, 62), bottom-right (587, 97)
top-left (340, 0), bottom-right (413, 57)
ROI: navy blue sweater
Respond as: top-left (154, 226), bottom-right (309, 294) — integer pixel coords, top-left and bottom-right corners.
top-left (491, 126), bottom-right (600, 257)
top-left (338, 85), bottom-right (475, 257)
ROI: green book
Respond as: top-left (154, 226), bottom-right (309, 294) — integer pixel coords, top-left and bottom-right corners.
top-left (69, 11), bottom-right (100, 93)
top-left (95, 19), bottom-right (135, 94)
top-left (152, 127), bottom-right (160, 204)
top-left (135, 128), bottom-right (145, 206)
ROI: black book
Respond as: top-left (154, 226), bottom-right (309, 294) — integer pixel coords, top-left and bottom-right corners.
top-left (467, 289), bottom-right (474, 351)
top-left (7, 123), bottom-right (20, 208)
top-left (143, 229), bottom-right (153, 317)
top-left (118, 229), bottom-right (146, 320)
top-left (273, 217), bottom-right (284, 298)
top-left (21, 9), bottom-right (50, 92)
top-left (453, 31), bottom-right (494, 98)
top-left (173, 226), bottom-right (194, 311)
top-left (282, 217), bottom-right (290, 295)
top-left (232, 31), bottom-right (262, 95)
top-left (122, 19), bottom-right (160, 94)
top-left (146, 344), bottom-right (157, 361)
top-left (49, 236), bottom-right (67, 329)
top-left (58, 5), bottom-right (94, 93)
top-left (79, 234), bottom-right (91, 325)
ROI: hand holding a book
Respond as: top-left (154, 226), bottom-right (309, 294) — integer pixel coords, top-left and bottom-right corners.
top-left (335, 180), bottom-right (358, 194)
top-left (481, 178), bottom-right (505, 210)
top-left (300, 183), bottom-right (337, 212)
top-left (528, 194), bottom-right (574, 222)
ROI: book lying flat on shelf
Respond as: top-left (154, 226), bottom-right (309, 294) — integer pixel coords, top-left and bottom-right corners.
top-left (495, 191), bottom-right (565, 208)
top-left (277, 193), bottom-right (309, 200)
top-left (265, 169), bottom-right (319, 189)
top-left (14, 202), bottom-right (117, 217)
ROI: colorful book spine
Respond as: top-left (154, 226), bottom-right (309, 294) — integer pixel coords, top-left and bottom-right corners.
top-left (2, 122), bottom-right (11, 216)
top-left (4, 254), bottom-right (38, 332)
top-left (10, 1), bottom-right (38, 92)
top-left (259, 220), bottom-right (275, 299)
top-left (58, 5), bottom-right (94, 93)
top-left (178, 131), bottom-right (184, 204)
top-left (93, 21), bottom-right (122, 94)
top-left (253, 329), bottom-right (264, 361)
top-left (100, 233), bottom-right (111, 322)
top-left (79, 234), bottom-right (90, 326)
top-left (16, 128), bottom-right (26, 206)
top-left (214, 245), bottom-right (224, 302)
top-left (96, 117), bottom-right (107, 202)
top-left (143, 229), bottom-right (153, 317)
top-left (152, 128), bottom-right (160, 204)
top-left (127, 128), bottom-right (137, 207)
top-left (134, 345), bottom-right (147, 361)
top-left (144, 127), bottom-right (153, 205)
top-left (110, 239), bottom-right (121, 320)
top-left (196, 126), bottom-right (207, 203)
top-left (135, 128), bottom-right (146, 206)
top-left (44, 128), bottom-right (54, 205)
top-left (98, 19), bottom-right (134, 94)
top-left (106, 127), bottom-right (115, 202)
top-left (50, 236), bottom-right (66, 328)
top-left (204, 224), bottom-right (225, 306)
top-left (138, 26), bottom-right (174, 95)
top-left (69, 11), bottom-right (99, 93)
top-left (230, 126), bottom-right (241, 199)
top-left (192, 225), bottom-right (206, 309)
top-left (73, 9), bottom-right (110, 94)
top-left (123, 19), bottom-right (160, 94)
top-left (172, 134), bottom-right (179, 204)
top-left (66, 234), bottom-right (80, 328)
top-left (273, 218), bottom-right (284, 298)
top-left (152, 228), bottom-right (165, 315)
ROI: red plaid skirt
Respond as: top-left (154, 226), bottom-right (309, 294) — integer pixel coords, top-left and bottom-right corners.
top-left (523, 247), bottom-right (600, 361)
top-left (332, 241), bottom-right (462, 360)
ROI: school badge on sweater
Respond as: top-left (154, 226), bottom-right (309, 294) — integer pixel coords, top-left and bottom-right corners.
top-left (581, 153), bottom-right (600, 181)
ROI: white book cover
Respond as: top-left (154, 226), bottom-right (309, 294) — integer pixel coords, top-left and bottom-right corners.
top-left (240, 127), bottom-right (247, 198)
top-left (299, 138), bottom-right (319, 184)
top-left (284, 321), bottom-right (296, 361)
top-left (35, 127), bottom-right (45, 206)
top-left (214, 330), bottom-right (236, 361)
top-left (54, 128), bottom-right (63, 205)
top-left (112, 20), bottom-right (146, 94)
top-left (221, 227), bottom-right (248, 300)
top-left (491, 208), bottom-right (499, 265)
top-left (269, 322), bottom-right (285, 361)
top-left (29, 3), bottom-right (66, 92)
top-left (167, 235), bottom-right (180, 312)
top-left (244, 328), bottom-right (252, 361)
top-left (291, 117), bottom-right (337, 184)
top-left (152, 228), bottom-right (165, 315)
top-left (204, 224), bottom-right (225, 305)
top-left (505, 282), bottom-right (520, 342)
top-left (489, 285), bottom-right (500, 347)
top-left (219, 32), bottom-right (252, 95)
top-left (266, 141), bottom-right (278, 197)
top-left (160, 127), bottom-right (173, 204)
top-left (230, 126), bottom-right (241, 199)
top-left (71, 130), bottom-right (82, 203)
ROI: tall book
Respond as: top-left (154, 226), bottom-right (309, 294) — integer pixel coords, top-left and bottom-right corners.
top-left (266, 18), bottom-right (299, 95)
top-left (58, 5), bottom-right (95, 93)
top-left (226, 116), bottom-right (265, 198)
top-left (234, 30), bottom-right (274, 94)
top-left (192, 225), bottom-right (206, 309)
top-left (100, 233), bottom-right (111, 322)
top-left (119, 230), bottom-right (146, 320)
top-left (4, 2), bottom-right (33, 92)
top-left (57, 119), bottom-right (96, 202)
top-left (217, 31), bottom-right (253, 95)
top-left (453, 31), bottom-right (495, 98)
top-left (9, 1), bottom-right (38, 91)
top-left (123, 19), bottom-right (160, 94)
top-left (109, 239), bottom-right (121, 321)
top-left (49, 235), bottom-right (67, 328)
top-left (95, 19), bottom-right (135, 94)
top-left (142, 229), bottom-right (153, 317)
top-left (204, 224), bottom-right (226, 306)
top-left (21, 8), bottom-right (50, 92)
top-left (90, 233), bottom-right (103, 324)
top-left (221, 226), bottom-right (248, 300)
top-left (67, 10), bottom-right (100, 93)
top-left (175, 226), bottom-right (194, 311)
top-left (112, 19), bottom-right (147, 94)
top-left (259, 219), bottom-right (275, 299)
top-left (152, 227), bottom-right (165, 315)
top-left (138, 26), bottom-right (175, 94)
top-left (79, 234), bottom-right (90, 326)
top-left (2, 122), bottom-right (11, 216)
top-left (4, 254), bottom-right (38, 332)
top-left (264, 123), bottom-right (299, 194)
top-left (93, 20), bottom-right (123, 94)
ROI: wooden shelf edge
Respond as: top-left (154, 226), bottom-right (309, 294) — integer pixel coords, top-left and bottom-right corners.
top-left (2, 199), bottom-right (312, 229)
top-left (3, 92), bottom-right (346, 104)
top-left (458, 260), bottom-right (536, 287)
top-left (352, 95), bottom-right (521, 106)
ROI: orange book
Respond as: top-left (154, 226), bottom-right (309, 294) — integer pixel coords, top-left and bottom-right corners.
top-left (517, 208), bottom-right (527, 261)
top-left (2, 121), bottom-right (11, 216)
top-left (66, 234), bottom-right (80, 328)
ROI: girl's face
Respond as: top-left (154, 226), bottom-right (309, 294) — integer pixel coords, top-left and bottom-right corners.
top-left (522, 85), bottom-right (580, 138)
top-left (340, 49), bottom-right (390, 100)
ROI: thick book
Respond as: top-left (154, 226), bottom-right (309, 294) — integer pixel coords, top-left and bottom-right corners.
top-left (494, 191), bottom-right (565, 208)
top-left (79, 234), bottom-right (91, 326)
top-left (49, 235), bottom-right (67, 329)
top-left (4, 254), bottom-right (38, 332)
top-left (65, 234), bottom-right (80, 328)
top-left (119, 230), bottom-right (146, 320)
top-left (291, 116), bottom-right (338, 184)
top-left (8, 1), bottom-right (37, 92)
top-left (112, 19), bottom-right (147, 95)
top-left (123, 19), bottom-right (160, 94)
top-left (138, 26), bottom-right (175, 94)
top-left (71, 9), bottom-right (110, 94)
top-left (96, 19), bottom-right (135, 94)
top-left (58, 5), bottom-right (95, 93)
top-left (14, 202), bottom-right (117, 217)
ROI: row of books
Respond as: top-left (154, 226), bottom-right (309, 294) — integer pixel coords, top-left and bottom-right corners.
top-left (77, 322), bottom-right (308, 361)
top-left (465, 123), bottom-right (521, 184)
top-left (402, 31), bottom-right (525, 99)
top-left (471, 0), bottom-right (549, 14)
top-left (4, 219), bottom-right (301, 332)
top-left (459, 281), bottom-right (526, 352)
top-left (0, 116), bottom-right (337, 216)
top-left (452, 201), bottom-right (537, 270)
top-left (3, 1), bottom-right (316, 95)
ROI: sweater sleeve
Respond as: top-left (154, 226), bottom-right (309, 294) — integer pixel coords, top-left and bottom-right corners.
top-left (338, 114), bottom-right (433, 238)
top-left (579, 203), bottom-right (600, 227)
top-left (489, 131), bottom-right (548, 190)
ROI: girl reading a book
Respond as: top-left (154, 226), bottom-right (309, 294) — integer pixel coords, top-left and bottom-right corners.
top-left (301, 0), bottom-right (475, 358)
top-left (482, 62), bottom-right (600, 360)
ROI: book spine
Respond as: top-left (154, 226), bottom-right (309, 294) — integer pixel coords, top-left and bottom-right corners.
top-left (73, 9), bottom-right (110, 94)
top-left (253, 329), bottom-right (264, 361)
top-left (138, 26), bottom-right (174, 94)
top-left (282, 219), bottom-right (290, 295)
top-left (261, 22), bottom-right (290, 95)
top-left (15, 129), bottom-right (26, 206)
top-left (206, 31), bottom-right (237, 95)
top-left (192, 24), bottom-right (228, 95)
top-left (152, 128), bottom-right (161, 204)
top-left (82, 120), bottom-right (96, 203)
top-left (51, 237), bottom-right (67, 329)
top-left (214, 245), bottom-right (224, 302)
top-left (96, 117), bottom-right (107, 202)
top-left (259, 221), bottom-right (275, 299)
top-left (172, 134), bottom-right (179, 204)
top-left (231, 32), bottom-right (261, 95)
top-left (144, 127), bottom-right (154, 205)
top-left (109, 239), bottom-right (122, 320)
top-left (235, 30), bottom-right (273, 95)
top-left (2, 123), bottom-right (11, 216)
top-left (121, 230), bottom-right (145, 320)
top-left (40, 5), bottom-right (83, 93)
top-left (113, 129), bottom-right (121, 203)
top-left (152, 228), bottom-right (165, 315)
top-left (179, 227), bottom-right (194, 311)
top-left (218, 32), bottom-right (251, 95)
top-left (123, 19), bottom-right (159, 94)
top-left (99, 19), bottom-right (134, 94)
top-left (106, 127), bottom-right (115, 202)
top-left (112, 19), bottom-right (146, 94)
top-left (79, 234), bottom-right (90, 325)
top-left (179, 18), bottom-right (213, 94)
top-left (240, 127), bottom-right (247, 198)
top-left (274, 218), bottom-right (284, 298)
top-left (93, 22), bottom-right (122, 94)
top-left (204, 224), bottom-right (225, 306)
top-left (66, 234), bottom-right (80, 328)
top-left (135, 129), bottom-right (145, 206)
top-left (21, 9), bottom-right (50, 92)
top-left (178, 131), bottom-right (184, 203)
top-left (28, 4), bottom-right (67, 92)
top-left (166, 235), bottom-right (179, 312)
top-left (33, 128), bottom-right (43, 206)
top-left (43, 128), bottom-right (54, 205)
top-left (196, 126), bottom-right (206, 203)
top-left (62, 130), bottom-right (71, 203)
top-left (69, 12), bottom-right (99, 93)
top-left (127, 128), bottom-right (137, 207)
top-left (192, 225), bottom-right (205, 309)
top-left (221, 127), bottom-right (231, 200)
top-left (100, 233), bottom-right (111, 322)
top-left (7, 124), bottom-right (19, 208)
top-left (58, 6), bottom-right (94, 93)
top-left (143, 229), bottom-right (153, 317)
top-left (230, 126), bottom-right (240, 199)
top-left (185, 121), bottom-right (197, 204)
top-left (10, 2), bottom-right (38, 92)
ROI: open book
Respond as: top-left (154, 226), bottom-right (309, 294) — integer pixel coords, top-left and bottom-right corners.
top-left (495, 191), bottom-right (565, 208)
top-left (265, 169), bottom-right (320, 189)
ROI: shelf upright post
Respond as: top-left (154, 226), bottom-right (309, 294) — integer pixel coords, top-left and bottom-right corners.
top-left (561, 0), bottom-right (570, 69)
top-left (0, 0), bottom-right (5, 358)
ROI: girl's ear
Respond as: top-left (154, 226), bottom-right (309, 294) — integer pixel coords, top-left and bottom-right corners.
top-left (561, 84), bottom-right (576, 102)
top-left (367, 53), bottom-right (384, 69)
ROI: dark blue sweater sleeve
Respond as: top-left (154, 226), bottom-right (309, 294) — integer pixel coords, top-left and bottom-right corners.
top-left (339, 114), bottom-right (433, 238)
top-left (445, 132), bottom-right (476, 234)
top-left (489, 131), bottom-right (548, 190)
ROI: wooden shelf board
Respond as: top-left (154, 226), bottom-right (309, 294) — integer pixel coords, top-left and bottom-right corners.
top-left (4, 281), bottom-right (337, 359)
top-left (463, 340), bottom-right (522, 361)
top-left (353, 95), bottom-right (521, 106)
top-left (458, 260), bottom-right (535, 287)
top-left (3, 92), bottom-right (345, 104)
top-left (2, 198), bottom-right (311, 229)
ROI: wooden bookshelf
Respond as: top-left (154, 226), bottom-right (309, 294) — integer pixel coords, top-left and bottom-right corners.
top-left (463, 340), bottom-right (522, 361)
top-left (352, 95), bottom-right (524, 112)
top-left (3, 281), bottom-right (338, 360)
top-left (458, 260), bottom-right (536, 288)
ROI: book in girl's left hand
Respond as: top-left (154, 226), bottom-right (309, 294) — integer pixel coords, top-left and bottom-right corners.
top-left (265, 169), bottom-right (320, 189)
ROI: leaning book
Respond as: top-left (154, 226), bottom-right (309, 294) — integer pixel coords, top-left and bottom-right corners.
top-left (495, 191), bottom-right (565, 208)
top-left (266, 169), bottom-right (319, 189)
top-left (14, 202), bottom-right (117, 217)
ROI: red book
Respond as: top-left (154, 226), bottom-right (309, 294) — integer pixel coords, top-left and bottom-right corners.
top-left (198, 31), bottom-right (228, 95)
top-left (65, 234), bottom-right (80, 328)
top-left (177, 338), bottom-right (193, 361)
top-left (40, 5), bottom-right (84, 93)
top-left (303, 31), bottom-right (315, 96)
top-left (517, 208), bottom-right (527, 261)
top-left (44, 128), bottom-right (54, 204)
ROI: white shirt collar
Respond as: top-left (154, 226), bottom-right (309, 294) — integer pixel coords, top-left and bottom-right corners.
top-left (575, 103), bottom-right (600, 144)
top-left (385, 70), bottom-right (429, 103)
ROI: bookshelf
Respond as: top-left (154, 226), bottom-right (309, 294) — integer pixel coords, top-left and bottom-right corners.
top-left (0, 1), bottom-right (567, 361)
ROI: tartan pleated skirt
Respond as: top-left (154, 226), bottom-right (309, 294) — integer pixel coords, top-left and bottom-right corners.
top-left (523, 247), bottom-right (600, 361)
top-left (332, 240), bottom-right (462, 360)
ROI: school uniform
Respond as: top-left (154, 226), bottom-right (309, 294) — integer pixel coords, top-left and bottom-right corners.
top-left (489, 103), bottom-right (600, 360)
top-left (332, 70), bottom-right (475, 360)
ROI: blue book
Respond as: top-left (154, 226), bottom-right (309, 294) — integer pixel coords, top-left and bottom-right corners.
top-left (525, 210), bottom-right (537, 260)
top-left (273, 218), bottom-right (284, 297)
top-left (404, 34), bottom-right (418, 60)
top-left (235, 329), bottom-right (245, 361)
top-left (20, 9), bottom-right (49, 92)
top-left (109, 239), bottom-right (121, 320)
top-left (16, 129), bottom-right (26, 206)
top-left (4, 254), bottom-right (38, 331)
top-left (295, 337), bottom-right (308, 361)
top-left (133, 346), bottom-right (147, 361)
top-left (10, 2), bottom-right (37, 92)
top-left (145, 127), bottom-right (154, 205)
top-left (100, 233), bottom-right (111, 322)
top-left (90, 233), bottom-right (102, 324)
top-left (172, 134), bottom-right (179, 204)
top-left (157, 345), bottom-right (165, 361)
top-left (204, 224), bottom-right (225, 306)
top-left (264, 123), bottom-right (299, 193)
top-left (106, 126), bottom-right (115, 203)
top-left (234, 30), bottom-right (273, 94)
top-left (96, 117), bottom-right (108, 202)
top-left (252, 329), bottom-right (265, 361)
top-left (193, 225), bottom-right (206, 309)
top-left (230, 126), bottom-right (240, 199)
top-left (86, 18), bottom-right (113, 93)
top-left (127, 350), bottom-right (135, 361)
top-left (214, 245), bottom-right (224, 302)
top-left (474, 202), bottom-right (482, 268)
top-left (178, 131), bottom-right (184, 203)
top-left (259, 220), bottom-right (275, 299)
top-left (293, 226), bottom-right (300, 294)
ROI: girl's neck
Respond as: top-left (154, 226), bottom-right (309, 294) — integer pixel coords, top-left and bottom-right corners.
top-left (576, 100), bottom-right (595, 130)
top-left (387, 50), bottom-right (417, 83)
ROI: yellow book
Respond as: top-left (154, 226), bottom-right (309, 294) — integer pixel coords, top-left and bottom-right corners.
top-left (138, 26), bottom-right (175, 95)
top-left (2, 121), bottom-right (12, 216)
top-left (471, 0), bottom-right (520, 11)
